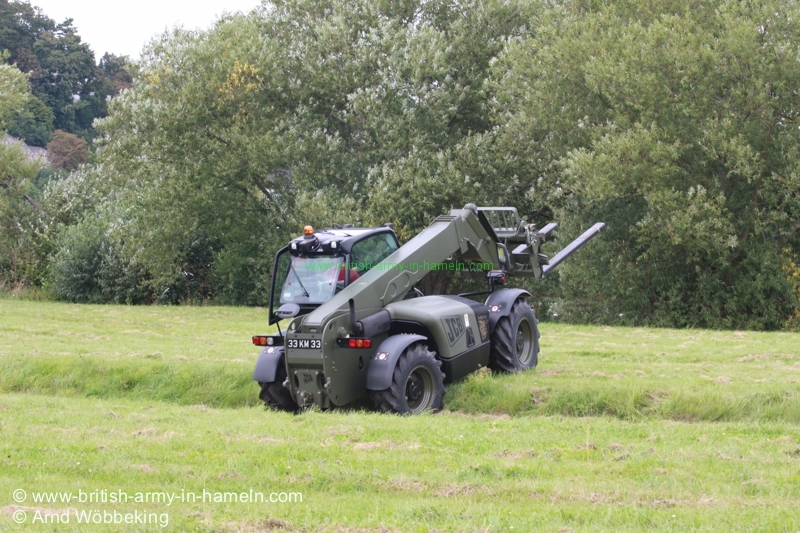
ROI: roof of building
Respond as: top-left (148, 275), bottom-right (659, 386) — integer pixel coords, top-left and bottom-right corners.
top-left (1, 134), bottom-right (48, 163)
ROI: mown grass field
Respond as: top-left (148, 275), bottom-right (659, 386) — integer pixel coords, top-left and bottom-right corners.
top-left (1, 298), bottom-right (799, 532)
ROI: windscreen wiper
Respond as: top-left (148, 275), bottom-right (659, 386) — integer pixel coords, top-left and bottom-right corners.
top-left (288, 261), bottom-right (310, 297)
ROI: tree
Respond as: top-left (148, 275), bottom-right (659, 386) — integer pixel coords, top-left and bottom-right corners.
top-left (7, 95), bottom-right (54, 146)
top-left (47, 129), bottom-right (88, 170)
top-left (488, 0), bottom-right (800, 329)
top-left (0, 62), bottom-right (29, 129)
top-left (1, 1), bottom-right (108, 141)
top-left (32, 23), bottom-right (98, 137)
top-left (0, 0), bottom-right (55, 74)
top-left (90, 0), bottom-right (538, 302)
top-left (49, 0), bottom-right (800, 327)
top-left (98, 53), bottom-right (133, 95)
top-left (0, 139), bottom-right (46, 289)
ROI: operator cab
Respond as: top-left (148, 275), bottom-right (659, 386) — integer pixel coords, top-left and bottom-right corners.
top-left (268, 226), bottom-right (399, 324)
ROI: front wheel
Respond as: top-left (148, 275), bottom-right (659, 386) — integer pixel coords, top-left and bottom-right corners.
top-left (258, 355), bottom-right (298, 412)
top-left (489, 299), bottom-right (539, 372)
top-left (370, 343), bottom-right (445, 414)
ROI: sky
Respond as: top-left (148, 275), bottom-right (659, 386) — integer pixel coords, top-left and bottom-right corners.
top-left (28, 0), bottom-right (263, 60)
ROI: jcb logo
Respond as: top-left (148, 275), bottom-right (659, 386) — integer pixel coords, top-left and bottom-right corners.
top-left (441, 315), bottom-right (465, 346)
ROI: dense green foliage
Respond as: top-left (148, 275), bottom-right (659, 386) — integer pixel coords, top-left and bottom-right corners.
top-left (75, 0), bottom-right (541, 302)
top-left (0, 140), bottom-right (46, 288)
top-left (0, 61), bottom-right (28, 128)
top-left (2, 0), bottom-right (800, 329)
top-left (0, 1), bottom-right (132, 294)
top-left (0, 0), bottom-right (132, 143)
top-left (492, 0), bottom-right (800, 329)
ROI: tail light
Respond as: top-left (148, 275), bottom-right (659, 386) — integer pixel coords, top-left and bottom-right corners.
top-left (337, 337), bottom-right (372, 349)
top-left (252, 336), bottom-right (278, 346)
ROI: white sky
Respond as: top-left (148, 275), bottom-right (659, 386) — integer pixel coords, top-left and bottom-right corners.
top-left (28, 0), bottom-right (263, 60)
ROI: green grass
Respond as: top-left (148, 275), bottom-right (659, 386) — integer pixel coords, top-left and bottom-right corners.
top-left (2, 395), bottom-right (800, 532)
top-left (1, 299), bottom-right (800, 531)
top-left (0, 299), bottom-right (268, 407)
top-left (448, 325), bottom-right (800, 421)
top-left (2, 300), bottom-right (798, 420)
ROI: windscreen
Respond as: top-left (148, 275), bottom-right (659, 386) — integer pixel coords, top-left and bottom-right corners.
top-left (275, 252), bottom-right (345, 306)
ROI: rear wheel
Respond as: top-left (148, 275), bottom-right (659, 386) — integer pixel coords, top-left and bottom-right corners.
top-left (258, 355), bottom-right (298, 412)
top-left (489, 299), bottom-right (539, 372)
top-left (370, 344), bottom-right (445, 414)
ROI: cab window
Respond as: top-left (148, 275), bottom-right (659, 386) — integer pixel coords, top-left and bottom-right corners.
top-left (350, 232), bottom-right (399, 273)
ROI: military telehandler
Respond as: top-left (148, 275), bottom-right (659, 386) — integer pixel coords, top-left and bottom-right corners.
top-left (252, 204), bottom-right (604, 413)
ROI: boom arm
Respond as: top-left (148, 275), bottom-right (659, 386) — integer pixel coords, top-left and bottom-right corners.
top-left (302, 204), bottom-right (603, 328)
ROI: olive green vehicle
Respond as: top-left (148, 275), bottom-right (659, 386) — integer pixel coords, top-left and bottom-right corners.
top-left (252, 204), bottom-right (604, 414)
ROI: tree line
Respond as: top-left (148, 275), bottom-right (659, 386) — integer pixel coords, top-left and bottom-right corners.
top-left (1, 0), bottom-right (799, 330)
top-left (0, 0), bottom-right (132, 146)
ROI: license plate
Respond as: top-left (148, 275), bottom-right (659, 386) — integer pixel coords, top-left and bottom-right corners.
top-left (287, 338), bottom-right (321, 349)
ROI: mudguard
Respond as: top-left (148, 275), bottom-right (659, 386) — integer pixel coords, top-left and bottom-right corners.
top-left (252, 346), bottom-right (285, 383)
top-left (485, 289), bottom-right (532, 333)
top-left (365, 334), bottom-right (427, 391)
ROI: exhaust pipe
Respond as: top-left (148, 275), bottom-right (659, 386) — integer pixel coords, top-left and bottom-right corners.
top-left (349, 299), bottom-right (362, 334)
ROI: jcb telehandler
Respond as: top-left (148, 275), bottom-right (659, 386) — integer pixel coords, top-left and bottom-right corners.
top-left (252, 204), bottom-right (604, 413)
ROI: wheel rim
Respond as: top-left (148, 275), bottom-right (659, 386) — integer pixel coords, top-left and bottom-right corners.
top-left (405, 365), bottom-right (435, 413)
top-left (515, 318), bottom-right (534, 365)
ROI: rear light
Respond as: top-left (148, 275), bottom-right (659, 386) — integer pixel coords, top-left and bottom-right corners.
top-left (339, 337), bottom-right (373, 349)
top-left (253, 335), bottom-right (280, 346)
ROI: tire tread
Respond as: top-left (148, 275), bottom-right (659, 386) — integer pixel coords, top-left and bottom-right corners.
top-left (488, 299), bottom-right (539, 372)
top-left (370, 343), bottom-right (445, 414)
top-left (258, 356), bottom-right (298, 412)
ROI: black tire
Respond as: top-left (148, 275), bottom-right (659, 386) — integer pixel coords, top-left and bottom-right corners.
top-left (370, 343), bottom-right (445, 414)
top-left (258, 355), bottom-right (298, 412)
top-left (489, 299), bottom-right (539, 372)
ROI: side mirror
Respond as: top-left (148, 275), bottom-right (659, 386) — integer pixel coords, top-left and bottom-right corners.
top-left (496, 244), bottom-right (508, 267)
top-left (277, 303), bottom-right (300, 319)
